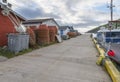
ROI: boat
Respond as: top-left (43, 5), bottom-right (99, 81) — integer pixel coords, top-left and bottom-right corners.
top-left (96, 27), bottom-right (120, 65)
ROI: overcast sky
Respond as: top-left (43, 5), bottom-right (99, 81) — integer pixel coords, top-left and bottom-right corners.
top-left (6, 0), bottom-right (120, 32)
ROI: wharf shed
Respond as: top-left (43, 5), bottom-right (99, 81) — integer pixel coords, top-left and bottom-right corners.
top-left (0, 2), bottom-right (26, 47)
top-left (22, 18), bottom-right (60, 33)
top-left (23, 18), bottom-right (60, 44)
top-left (59, 26), bottom-right (70, 36)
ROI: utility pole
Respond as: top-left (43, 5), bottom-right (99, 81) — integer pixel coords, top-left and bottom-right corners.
top-left (107, 0), bottom-right (115, 27)
top-left (107, 0), bottom-right (114, 21)
top-left (107, 0), bottom-right (115, 50)
top-left (110, 0), bottom-right (113, 21)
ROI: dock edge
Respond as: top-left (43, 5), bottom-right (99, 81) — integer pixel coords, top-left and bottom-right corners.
top-left (93, 38), bottom-right (120, 82)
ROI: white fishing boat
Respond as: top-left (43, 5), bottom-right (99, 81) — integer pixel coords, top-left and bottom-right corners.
top-left (97, 27), bottom-right (120, 64)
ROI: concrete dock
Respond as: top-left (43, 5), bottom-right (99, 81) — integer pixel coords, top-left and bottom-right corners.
top-left (0, 34), bottom-right (111, 82)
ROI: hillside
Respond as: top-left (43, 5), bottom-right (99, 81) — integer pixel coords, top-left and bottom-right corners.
top-left (87, 20), bottom-right (120, 33)
top-left (87, 27), bottom-right (100, 33)
top-left (87, 24), bottom-right (107, 33)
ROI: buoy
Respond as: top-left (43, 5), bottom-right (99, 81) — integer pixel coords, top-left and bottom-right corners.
top-left (107, 50), bottom-right (115, 57)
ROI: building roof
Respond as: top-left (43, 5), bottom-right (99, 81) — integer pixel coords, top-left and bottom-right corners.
top-left (59, 26), bottom-right (69, 30)
top-left (0, 2), bottom-right (26, 21)
top-left (10, 10), bottom-right (26, 21)
top-left (59, 26), bottom-right (74, 31)
top-left (68, 26), bottom-right (74, 30)
top-left (23, 18), bottom-right (55, 23)
top-left (22, 18), bottom-right (60, 27)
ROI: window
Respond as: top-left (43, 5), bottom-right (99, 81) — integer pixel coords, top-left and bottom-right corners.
top-left (105, 32), bottom-right (120, 37)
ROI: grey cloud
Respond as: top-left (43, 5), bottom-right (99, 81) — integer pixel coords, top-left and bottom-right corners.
top-left (10, 0), bottom-right (114, 32)
top-left (16, 7), bottom-right (45, 19)
top-left (64, 0), bottom-right (80, 15)
top-left (17, 7), bottom-right (61, 19)
top-left (14, 1), bottom-right (61, 19)
top-left (13, 0), bottom-right (43, 18)
top-left (61, 15), bottom-right (105, 28)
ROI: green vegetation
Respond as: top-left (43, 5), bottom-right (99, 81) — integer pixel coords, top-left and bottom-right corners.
top-left (0, 48), bottom-right (33, 58)
top-left (87, 20), bottom-right (120, 33)
top-left (0, 42), bottom-right (57, 59)
top-left (87, 26), bottom-right (100, 33)
top-left (40, 42), bottom-right (57, 47)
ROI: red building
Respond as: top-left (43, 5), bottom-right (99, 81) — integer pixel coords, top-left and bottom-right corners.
top-left (0, 3), bottom-right (26, 47)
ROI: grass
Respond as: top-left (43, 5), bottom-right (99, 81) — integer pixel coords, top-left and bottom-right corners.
top-left (0, 48), bottom-right (33, 59)
top-left (40, 42), bottom-right (57, 47)
top-left (0, 42), bottom-right (57, 59)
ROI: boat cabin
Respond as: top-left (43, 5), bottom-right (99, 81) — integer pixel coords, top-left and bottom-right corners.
top-left (97, 29), bottom-right (120, 44)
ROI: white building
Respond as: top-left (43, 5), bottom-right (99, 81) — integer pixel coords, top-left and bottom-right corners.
top-left (59, 26), bottom-right (71, 36)
top-left (22, 18), bottom-right (60, 33)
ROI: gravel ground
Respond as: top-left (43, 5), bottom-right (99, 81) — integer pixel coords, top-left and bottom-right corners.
top-left (0, 56), bottom-right (8, 62)
top-left (0, 34), bottom-right (112, 82)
